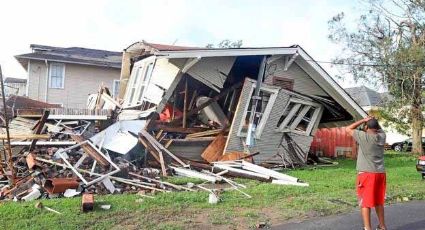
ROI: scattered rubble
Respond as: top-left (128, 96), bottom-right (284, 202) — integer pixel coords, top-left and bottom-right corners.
top-left (2, 44), bottom-right (362, 209)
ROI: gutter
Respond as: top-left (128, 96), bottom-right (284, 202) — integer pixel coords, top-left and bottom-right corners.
top-left (45, 60), bottom-right (48, 102)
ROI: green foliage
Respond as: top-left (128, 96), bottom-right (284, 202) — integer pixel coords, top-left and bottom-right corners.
top-left (1, 152), bottom-right (423, 229)
top-left (206, 39), bottom-right (243, 48)
top-left (328, 0), bottom-right (425, 150)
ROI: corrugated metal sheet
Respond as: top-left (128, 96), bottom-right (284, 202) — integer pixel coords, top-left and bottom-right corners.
top-left (310, 127), bottom-right (358, 158)
top-left (264, 59), bottom-right (327, 96)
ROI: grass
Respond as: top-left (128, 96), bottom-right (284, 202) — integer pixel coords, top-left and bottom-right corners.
top-left (1, 151), bottom-right (424, 229)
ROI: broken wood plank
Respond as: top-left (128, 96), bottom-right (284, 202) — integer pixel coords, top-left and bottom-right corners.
top-left (201, 134), bottom-right (226, 163)
top-left (0, 134), bottom-right (50, 140)
top-left (183, 77), bottom-right (188, 128)
top-left (189, 161), bottom-right (271, 182)
top-left (154, 124), bottom-right (208, 134)
top-left (138, 136), bottom-right (161, 164)
top-left (69, 135), bottom-right (109, 167)
top-left (30, 110), bottom-right (50, 151)
top-left (139, 130), bottom-right (187, 167)
top-left (186, 128), bottom-right (228, 138)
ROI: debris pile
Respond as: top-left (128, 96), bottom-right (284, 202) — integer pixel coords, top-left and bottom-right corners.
top-left (0, 89), bottom-right (308, 205)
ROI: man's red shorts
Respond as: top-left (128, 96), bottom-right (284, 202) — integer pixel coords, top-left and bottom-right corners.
top-left (356, 172), bottom-right (386, 208)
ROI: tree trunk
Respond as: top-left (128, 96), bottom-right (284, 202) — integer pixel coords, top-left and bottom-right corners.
top-left (411, 77), bottom-right (423, 154)
top-left (411, 106), bottom-right (423, 154)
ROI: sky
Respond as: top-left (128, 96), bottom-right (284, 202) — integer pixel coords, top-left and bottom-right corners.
top-left (0, 0), bottom-right (373, 89)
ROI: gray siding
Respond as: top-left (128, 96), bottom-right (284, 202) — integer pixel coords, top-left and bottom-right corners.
top-left (186, 56), bottom-right (236, 91)
top-left (224, 79), bottom-right (313, 164)
top-left (264, 58), bottom-right (327, 96)
top-left (28, 60), bottom-right (120, 108)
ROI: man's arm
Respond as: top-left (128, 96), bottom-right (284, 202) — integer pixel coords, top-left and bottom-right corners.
top-left (345, 116), bottom-right (373, 136)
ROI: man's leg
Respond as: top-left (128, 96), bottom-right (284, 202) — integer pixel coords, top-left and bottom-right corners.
top-left (361, 207), bottom-right (371, 230)
top-left (375, 205), bottom-right (386, 229)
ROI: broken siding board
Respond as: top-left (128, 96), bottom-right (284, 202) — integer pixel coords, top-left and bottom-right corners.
top-left (264, 60), bottom-right (327, 96)
top-left (186, 56), bottom-right (236, 90)
top-left (201, 134), bottom-right (226, 163)
top-left (225, 79), bottom-right (296, 163)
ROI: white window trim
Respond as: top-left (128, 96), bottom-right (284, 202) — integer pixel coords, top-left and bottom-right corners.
top-left (135, 62), bottom-right (155, 104)
top-left (237, 84), bottom-right (279, 139)
top-left (276, 98), bottom-right (323, 136)
top-left (112, 79), bottom-right (120, 99)
top-left (48, 63), bottom-right (65, 89)
top-left (123, 56), bottom-right (156, 107)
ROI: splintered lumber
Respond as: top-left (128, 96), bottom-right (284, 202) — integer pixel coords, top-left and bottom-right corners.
top-left (138, 136), bottom-right (162, 164)
top-left (30, 110), bottom-right (50, 151)
top-left (139, 130), bottom-right (187, 167)
top-left (128, 172), bottom-right (194, 191)
top-left (189, 161), bottom-right (271, 182)
top-left (0, 134), bottom-right (50, 139)
top-left (220, 151), bottom-right (254, 161)
top-left (154, 124), bottom-right (207, 134)
top-left (183, 77), bottom-right (188, 128)
top-left (70, 135), bottom-right (109, 167)
top-left (240, 161), bottom-right (299, 182)
top-left (171, 167), bottom-right (217, 182)
top-left (213, 163), bottom-right (270, 180)
top-left (201, 134), bottom-right (226, 163)
top-left (186, 129), bottom-right (227, 138)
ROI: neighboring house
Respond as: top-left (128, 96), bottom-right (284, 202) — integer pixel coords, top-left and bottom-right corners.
top-left (15, 44), bottom-right (122, 108)
top-left (344, 85), bottom-right (421, 144)
top-left (3, 77), bottom-right (27, 96)
top-left (117, 41), bottom-right (366, 165)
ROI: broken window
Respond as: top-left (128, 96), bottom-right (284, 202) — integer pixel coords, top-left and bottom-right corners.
top-left (238, 86), bottom-right (278, 139)
top-left (276, 99), bottom-right (322, 135)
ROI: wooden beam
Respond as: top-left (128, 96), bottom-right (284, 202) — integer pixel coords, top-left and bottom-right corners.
top-left (183, 77), bottom-right (188, 128)
top-left (154, 124), bottom-right (207, 134)
top-left (138, 136), bottom-right (161, 164)
top-left (70, 135), bottom-right (109, 167)
top-left (29, 110), bottom-right (50, 151)
top-left (0, 134), bottom-right (50, 140)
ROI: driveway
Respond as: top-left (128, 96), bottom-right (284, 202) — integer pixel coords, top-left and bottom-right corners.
top-left (273, 201), bottom-right (425, 230)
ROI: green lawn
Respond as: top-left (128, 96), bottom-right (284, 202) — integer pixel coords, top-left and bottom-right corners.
top-left (1, 151), bottom-right (424, 230)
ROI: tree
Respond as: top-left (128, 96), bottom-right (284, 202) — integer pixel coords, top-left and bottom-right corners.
top-left (206, 39), bottom-right (243, 48)
top-left (329, 0), bottom-right (425, 154)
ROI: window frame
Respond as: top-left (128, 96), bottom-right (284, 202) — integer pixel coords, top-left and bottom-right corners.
top-left (112, 79), bottom-right (120, 99)
top-left (276, 98), bottom-right (323, 136)
top-left (48, 63), bottom-right (65, 89)
top-left (237, 85), bottom-right (279, 139)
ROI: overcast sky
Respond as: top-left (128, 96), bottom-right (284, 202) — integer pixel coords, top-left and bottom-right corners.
top-left (0, 0), bottom-right (371, 89)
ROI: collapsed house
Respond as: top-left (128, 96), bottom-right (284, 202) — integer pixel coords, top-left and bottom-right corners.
top-left (0, 42), bottom-right (367, 204)
top-left (116, 41), bottom-right (366, 166)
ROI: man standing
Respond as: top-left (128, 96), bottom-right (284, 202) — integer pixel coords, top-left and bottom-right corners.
top-left (346, 117), bottom-right (387, 230)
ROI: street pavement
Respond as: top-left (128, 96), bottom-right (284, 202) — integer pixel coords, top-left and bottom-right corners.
top-left (273, 201), bottom-right (425, 230)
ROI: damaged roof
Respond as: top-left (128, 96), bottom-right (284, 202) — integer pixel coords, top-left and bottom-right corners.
top-left (15, 44), bottom-right (122, 70)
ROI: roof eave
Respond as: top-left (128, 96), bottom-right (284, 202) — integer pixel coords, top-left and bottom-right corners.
top-left (154, 47), bottom-right (299, 58)
top-left (14, 55), bottom-right (121, 69)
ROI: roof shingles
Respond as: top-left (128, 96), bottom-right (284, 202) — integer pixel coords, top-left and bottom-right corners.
top-left (15, 45), bottom-right (122, 69)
